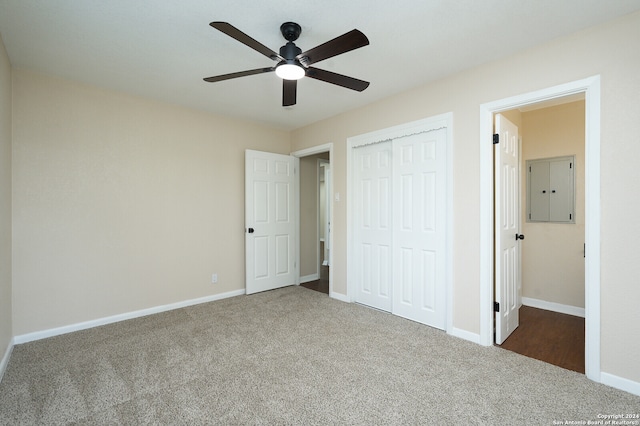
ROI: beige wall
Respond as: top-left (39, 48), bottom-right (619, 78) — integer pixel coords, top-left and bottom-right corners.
top-left (521, 101), bottom-right (585, 308)
top-left (299, 153), bottom-right (329, 278)
top-left (11, 69), bottom-right (290, 335)
top-left (291, 11), bottom-right (640, 382)
top-left (500, 109), bottom-right (522, 129)
top-left (0, 35), bottom-right (12, 363)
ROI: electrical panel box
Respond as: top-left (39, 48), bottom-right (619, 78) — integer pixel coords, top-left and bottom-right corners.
top-left (526, 155), bottom-right (575, 223)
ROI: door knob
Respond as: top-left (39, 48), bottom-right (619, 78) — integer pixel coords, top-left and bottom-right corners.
top-left (248, 228), bottom-right (255, 234)
top-left (515, 233), bottom-right (525, 240)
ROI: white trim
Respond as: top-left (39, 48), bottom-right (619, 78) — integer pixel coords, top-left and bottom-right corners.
top-left (291, 143), bottom-right (334, 297)
top-left (601, 372), bottom-right (640, 397)
top-left (317, 158), bottom-right (330, 274)
top-left (293, 155), bottom-right (301, 286)
top-left (445, 114), bottom-right (455, 337)
top-left (291, 143), bottom-right (332, 158)
top-left (448, 327), bottom-right (481, 345)
top-left (346, 137), bottom-right (355, 303)
top-left (0, 337), bottom-right (14, 383)
top-left (479, 76), bottom-right (601, 383)
top-left (299, 273), bottom-right (319, 283)
top-left (346, 113), bottom-right (453, 332)
top-left (348, 114), bottom-right (451, 148)
top-left (521, 297), bottom-right (585, 318)
top-left (14, 289), bottom-right (245, 344)
top-left (329, 291), bottom-right (350, 303)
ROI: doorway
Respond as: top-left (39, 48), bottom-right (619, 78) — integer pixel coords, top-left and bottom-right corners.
top-left (292, 144), bottom-right (333, 296)
top-left (495, 99), bottom-right (586, 373)
top-left (299, 155), bottom-right (330, 295)
top-left (479, 76), bottom-right (601, 382)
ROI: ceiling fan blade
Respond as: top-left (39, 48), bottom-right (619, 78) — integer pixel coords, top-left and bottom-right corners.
top-left (283, 79), bottom-right (297, 106)
top-left (210, 22), bottom-right (283, 61)
top-left (298, 29), bottom-right (369, 66)
top-left (203, 67), bottom-right (274, 83)
top-left (305, 67), bottom-right (370, 92)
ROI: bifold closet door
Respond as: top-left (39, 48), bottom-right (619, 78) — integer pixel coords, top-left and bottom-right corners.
top-left (392, 130), bottom-right (446, 329)
top-left (353, 141), bottom-right (393, 312)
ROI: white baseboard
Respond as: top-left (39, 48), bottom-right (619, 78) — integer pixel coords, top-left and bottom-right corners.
top-left (0, 337), bottom-right (14, 383)
top-left (521, 297), bottom-right (585, 318)
top-left (14, 289), bottom-right (245, 345)
top-left (601, 372), bottom-right (640, 397)
top-left (329, 291), bottom-right (350, 303)
top-left (448, 327), bottom-right (482, 345)
top-left (300, 274), bottom-right (319, 283)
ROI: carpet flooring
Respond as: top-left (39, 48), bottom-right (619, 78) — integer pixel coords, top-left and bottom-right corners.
top-left (1, 286), bottom-right (638, 425)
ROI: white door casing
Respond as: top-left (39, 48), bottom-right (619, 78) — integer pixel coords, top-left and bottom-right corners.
top-left (319, 160), bottom-right (331, 267)
top-left (353, 141), bottom-right (393, 311)
top-left (392, 130), bottom-right (447, 329)
top-left (494, 114), bottom-right (520, 344)
top-left (479, 76), bottom-right (600, 382)
top-left (291, 143), bottom-right (334, 297)
top-left (245, 150), bottom-right (297, 295)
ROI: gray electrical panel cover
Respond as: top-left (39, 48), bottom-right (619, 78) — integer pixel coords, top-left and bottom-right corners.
top-left (526, 156), bottom-right (575, 223)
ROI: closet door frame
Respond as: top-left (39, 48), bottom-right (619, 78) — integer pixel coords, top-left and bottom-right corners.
top-left (346, 113), bottom-right (453, 333)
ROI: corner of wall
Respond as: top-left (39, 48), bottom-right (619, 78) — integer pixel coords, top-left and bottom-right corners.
top-left (0, 32), bottom-right (14, 384)
top-left (0, 337), bottom-right (14, 383)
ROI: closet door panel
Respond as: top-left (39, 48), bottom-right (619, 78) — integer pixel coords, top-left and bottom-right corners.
top-left (353, 142), bottom-right (393, 311)
top-left (392, 130), bottom-right (446, 329)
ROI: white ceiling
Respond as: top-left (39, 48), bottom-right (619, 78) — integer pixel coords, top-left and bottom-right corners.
top-left (1, 1), bottom-right (639, 131)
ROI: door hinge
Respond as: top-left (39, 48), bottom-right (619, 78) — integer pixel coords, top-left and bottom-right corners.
top-left (493, 134), bottom-right (499, 144)
top-left (494, 301), bottom-right (500, 312)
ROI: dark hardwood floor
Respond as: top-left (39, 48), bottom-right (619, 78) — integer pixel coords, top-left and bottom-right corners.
top-left (300, 265), bottom-right (329, 294)
top-left (498, 305), bottom-right (585, 374)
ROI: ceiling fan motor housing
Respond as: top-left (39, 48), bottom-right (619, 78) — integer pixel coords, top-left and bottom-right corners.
top-left (279, 42), bottom-right (302, 61)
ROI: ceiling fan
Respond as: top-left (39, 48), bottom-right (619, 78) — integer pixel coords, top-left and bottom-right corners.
top-left (203, 22), bottom-right (370, 106)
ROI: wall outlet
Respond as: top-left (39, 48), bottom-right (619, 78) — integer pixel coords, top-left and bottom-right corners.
top-left (212, 273), bottom-right (218, 284)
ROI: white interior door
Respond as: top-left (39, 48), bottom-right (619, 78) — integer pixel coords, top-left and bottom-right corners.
top-left (353, 142), bottom-right (393, 311)
top-left (392, 130), bottom-right (447, 329)
top-left (245, 150), bottom-right (297, 295)
top-left (494, 114), bottom-right (521, 344)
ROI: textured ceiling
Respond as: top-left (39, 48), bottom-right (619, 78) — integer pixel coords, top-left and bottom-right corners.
top-left (1, 0), bottom-right (639, 130)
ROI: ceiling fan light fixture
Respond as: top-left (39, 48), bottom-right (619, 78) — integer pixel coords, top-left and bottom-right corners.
top-left (275, 63), bottom-right (305, 80)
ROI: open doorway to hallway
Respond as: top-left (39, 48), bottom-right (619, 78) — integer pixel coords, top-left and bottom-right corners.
top-left (495, 96), bottom-right (586, 373)
top-left (298, 152), bottom-right (330, 295)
